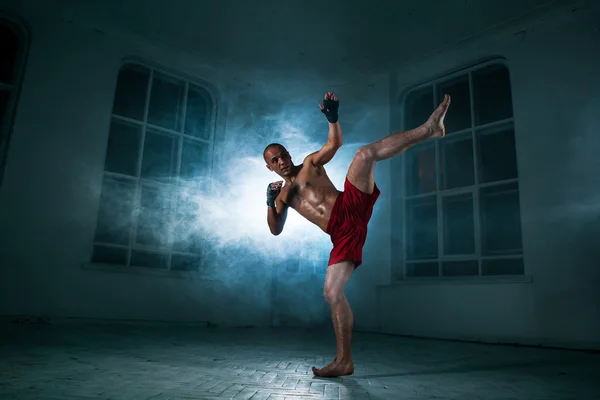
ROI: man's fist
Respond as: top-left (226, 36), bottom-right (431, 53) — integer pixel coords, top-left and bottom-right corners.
top-left (320, 92), bottom-right (339, 123)
top-left (266, 181), bottom-right (283, 208)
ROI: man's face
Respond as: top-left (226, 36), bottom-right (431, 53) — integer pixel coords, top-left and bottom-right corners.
top-left (265, 146), bottom-right (293, 177)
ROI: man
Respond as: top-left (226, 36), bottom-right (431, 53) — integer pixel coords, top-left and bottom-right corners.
top-left (264, 92), bottom-right (451, 377)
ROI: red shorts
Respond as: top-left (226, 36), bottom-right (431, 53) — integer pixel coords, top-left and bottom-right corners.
top-left (326, 178), bottom-right (381, 268)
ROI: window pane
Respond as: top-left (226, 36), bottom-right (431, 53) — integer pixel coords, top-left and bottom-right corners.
top-left (91, 245), bottom-right (128, 266)
top-left (473, 64), bottom-right (513, 125)
top-left (172, 191), bottom-right (205, 254)
top-left (406, 196), bottom-right (438, 260)
top-left (404, 87), bottom-right (434, 130)
top-left (478, 125), bottom-right (518, 183)
top-left (94, 178), bottom-right (136, 245)
top-left (406, 144), bottom-right (436, 196)
top-left (180, 138), bottom-right (210, 179)
top-left (104, 119), bottom-right (142, 176)
top-left (482, 258), bottom-right (524, 275)
top-left (284, 259), bottom-right (300, 273)
top-left (130, 250), bottom-right (168, 269)
top-left (480, 183), bottom-right (522, 255)
top-left (147, 73), bottom-right (185, 131)
top-left (0, 22), bottom-right (19, 84)
top-left (406, 262), bottom-right (438, 277)
top-left (437, 75), bottom-right (471, 133)
top-left (141, 129), bottom-right (178, 181)
top-left (441, 135), bottom-right (474, 190)
top-left (314, 261), bottom-right (328, 275)
top-left (135, 185), bottom-right (172, 248)
top-left (185, 85), bottom-right (211, 139)
top-left (442, 260), bottom-right (478, 276)
top-left (298, 249), bottom-right (329, 275)
top-left (172, 254), bottom-right (203, 271)
top-left (112, 64), bottom-right (149, 121)
top-left (443, 193), bottom-right (475, 255)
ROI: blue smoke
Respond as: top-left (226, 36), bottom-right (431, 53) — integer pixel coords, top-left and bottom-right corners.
top-left (172, 115), bottom-right (363, 264)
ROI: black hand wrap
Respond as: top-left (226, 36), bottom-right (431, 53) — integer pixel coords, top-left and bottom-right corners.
top-left (321, 98), bottom-right (339, 123)
top-left (266, 183), bottom-right (280, 208)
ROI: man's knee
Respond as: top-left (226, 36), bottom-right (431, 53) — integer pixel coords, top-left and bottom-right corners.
top-left (323, 285), bottom-right (344, 304)
top-left (355, 145), bottom-right (376, 164)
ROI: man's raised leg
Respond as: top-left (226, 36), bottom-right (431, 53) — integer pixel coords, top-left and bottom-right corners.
top-left (347, 94), bottom-right (451, 193)
top-left (312, 261), bottom-right (356, 377)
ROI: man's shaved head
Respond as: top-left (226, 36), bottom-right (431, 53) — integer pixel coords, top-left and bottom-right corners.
top-left (263, 143), bottom-right (285, 160)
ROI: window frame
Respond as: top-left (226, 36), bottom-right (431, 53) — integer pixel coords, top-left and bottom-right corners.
top-left (0, 13), bottom-right (30, 187)
top-left (397, 58), bottom-right (525, 281)
top-left (91, 58), bottom-right (218, 275)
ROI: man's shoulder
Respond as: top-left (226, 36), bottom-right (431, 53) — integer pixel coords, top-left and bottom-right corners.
top-left (279, 183), bottom-right (291, 198)
top-left (302, 153), bottom-right (322, 169)
top-left (302, 153), bottom-right (314, 164)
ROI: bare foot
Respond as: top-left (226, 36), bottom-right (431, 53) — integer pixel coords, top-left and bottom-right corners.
top-left (312, 360), bottom-right (354, 377)
top-left (426, 94), bottom-right (451, 138)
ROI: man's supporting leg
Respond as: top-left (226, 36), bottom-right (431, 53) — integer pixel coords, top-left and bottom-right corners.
top-left (347, 94), bottom-right (451, 194)
top-left (312, 261), bottom-right (356, 377)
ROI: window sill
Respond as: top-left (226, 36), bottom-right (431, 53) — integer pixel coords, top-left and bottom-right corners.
top-left (382, 275), bottom-right (532, 287)
top-left (81, 263), bottom-right (212, 281)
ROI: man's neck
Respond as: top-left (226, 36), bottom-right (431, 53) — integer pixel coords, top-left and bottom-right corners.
top-left (283, 164), bottom-right (301, 184)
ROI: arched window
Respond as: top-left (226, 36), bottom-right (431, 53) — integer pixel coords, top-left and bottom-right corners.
top-left (399, 60), bottom-right (523, 279)
top-left (92, 61), bottom-right (216, 273)
top-left (0, 17), bottom-right (29, 185)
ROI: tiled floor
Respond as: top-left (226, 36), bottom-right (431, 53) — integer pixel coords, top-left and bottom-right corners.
top-left (0, 322), bottom-right (598, 399)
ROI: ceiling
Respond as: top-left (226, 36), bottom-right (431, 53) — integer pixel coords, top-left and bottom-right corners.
top-left (10, 0), bottom-right (566, 75)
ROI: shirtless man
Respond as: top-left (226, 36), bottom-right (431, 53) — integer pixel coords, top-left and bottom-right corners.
top-left (264, 92), bottom-right (451, 377)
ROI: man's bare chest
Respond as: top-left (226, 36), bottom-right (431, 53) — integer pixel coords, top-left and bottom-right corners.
top-left (283, 171), bottom-right (322, 207)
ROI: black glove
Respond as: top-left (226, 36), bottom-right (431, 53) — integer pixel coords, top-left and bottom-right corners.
top-left (266, 182), bottom-right (282, 208)
top-left (321, 97), bottom-right (339, 123)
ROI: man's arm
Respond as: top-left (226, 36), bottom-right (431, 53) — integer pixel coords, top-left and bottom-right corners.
top-left (267, 197), bottom-right (288, 236)
top-left (309, 122), bottom-right (343, 166)
top-left (309, 92), bottom-right (342, 166)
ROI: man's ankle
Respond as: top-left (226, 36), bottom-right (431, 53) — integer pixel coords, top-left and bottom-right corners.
top-left (422, 122), bottom-right (434, 137)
